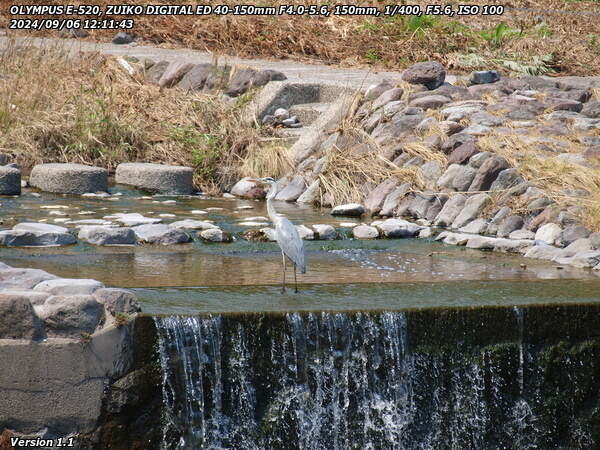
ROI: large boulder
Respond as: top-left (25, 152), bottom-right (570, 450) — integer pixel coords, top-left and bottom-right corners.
top-left (275, 175), bottom-right (306, 202)
top-left (434, 194), bottom-right (466, 227)
top-left (312, 224), bottom-right (337, 240)
top-left (158, 60), bottom-right (194, 88)
top-left (225, 67), bottom-right (286, 97)
top-left (132, 224), bottom-right (191, 245)
top-left (78, 226), bottom-right (137, 246)
top-left (468, 156), bottom-right (510, 191)
top-left (0, 292), bottom-right (44, 340)
top-left (199, 228), bottom-right (233, 242)
top-left (376, 219), bottom-right (421, 238)
top-left (93, 288), bottom-right (141, 315)
top-left (365, 178), bottom-right (398, 215)
top-left (352, 225), bottom-right (379, 239)
top-left (331, 203), bottom-right (365, 217)
top-left (37, 295), bottom-right (104, 338)
top-left (534, 223), bottom-right (563, 245)
top-left (447, 142), bottom-right (480, 165)
top-left (230, 177), bottom-right (266, 199)
top-left (29, 163), bottom-right (108, 194)
top-left (380, 184), bottom-right (411, 217)
top-left (115, 163), bottom-right (194, 195)
top-left (169, 220), bottom-right (217, 231)
top-left (401, 61), bottom-right (446, 90)
top-left (176, 63), bottom-right (214, 91)
top-left (451, 193), bottom-right (490, 229)
top-left (409, 95), bottom-right (451, 110)
top-left (490, 168), bottom-right (524, 191)
top-left (0, 224), bottom-right (77, 247)
top-left (497, 215), bottom-right (524, 238)
top-left (0, 166), bottom-right (21, 195)
top-left (144, 60), bottom-right (170, 84)
top-left (372, 88), bottom-right (404, 110)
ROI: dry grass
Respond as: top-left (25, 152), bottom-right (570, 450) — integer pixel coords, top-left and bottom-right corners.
top-left (402, 141), bottom-right (447, 165)
top-left (4, 0), bottom-right (600, 76)
top-left (478, 133), bottom-right (600, 231)
top-left (0, 40), bottom-right (275, 192)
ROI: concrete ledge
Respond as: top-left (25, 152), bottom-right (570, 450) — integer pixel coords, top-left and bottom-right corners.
top-left (29, 163), bottom-right (108, 195)
top-left (115, 162), bottom-right (194, 195)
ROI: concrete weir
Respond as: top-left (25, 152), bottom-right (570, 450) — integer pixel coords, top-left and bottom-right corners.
top-left (0, 264), bottom-right (160, 448)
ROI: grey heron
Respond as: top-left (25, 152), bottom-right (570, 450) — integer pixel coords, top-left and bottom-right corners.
top-left (254, 177), bottom-right (306, 293)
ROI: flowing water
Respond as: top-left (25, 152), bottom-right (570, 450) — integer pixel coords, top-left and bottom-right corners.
top-left (2, 187), bottom-right (600, 448)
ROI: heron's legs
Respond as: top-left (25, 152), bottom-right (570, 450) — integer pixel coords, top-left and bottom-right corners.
top-left (294, 264), bottom-right (298, 293)
top-left (281, 251), bottom-right (286, 293)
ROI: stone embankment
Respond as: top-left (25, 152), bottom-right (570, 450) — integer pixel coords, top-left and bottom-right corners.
top-left (232, 61), bottom-right (600, 272)
top-left (0, 263), bottom-right (160, 448)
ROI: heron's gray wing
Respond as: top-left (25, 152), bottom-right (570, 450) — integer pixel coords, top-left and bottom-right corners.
top-left (275, 217), bottom-right (306, 273)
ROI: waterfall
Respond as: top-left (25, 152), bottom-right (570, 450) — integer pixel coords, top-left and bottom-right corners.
top-left (154, 309), bottom-right (599, 449)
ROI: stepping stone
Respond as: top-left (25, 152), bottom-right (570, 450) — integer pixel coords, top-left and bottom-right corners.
top-left (0, 166), bottom-right (21, 195)
top-left (29, 163), bottom-right (108, 194)
top-left (132, 224), bottom-right (191, 245)
top-left (78, 226), bottom-right (137, 246)
top-left (115, 163), bottom-right (194, 195)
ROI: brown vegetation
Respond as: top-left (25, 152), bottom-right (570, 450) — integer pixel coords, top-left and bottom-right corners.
top-left (3, 1), bottom-right (600, 76)
top-left (0, 41), bottom-right (290, 192)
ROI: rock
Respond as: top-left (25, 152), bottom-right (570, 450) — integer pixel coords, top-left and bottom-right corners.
top-left (0, 227), bottom-right (76, 247)
top-left (524, 244), bottom-right (564, 260)
top-left (470, 70), bottom-right (500, 85)
top-left (379, 184), bottom-right (411, 217)
top-left (535, 223), bottom-right (563, 245)
top-left (434, 194), bottom-right (466, 227)
top-left (572, 118), bottom-right (600, 132)
top-left (437, 164), bottom-right (465, 190)
top-left (275, 175), bottom-right (306, 202)
top-left (331, 203), bottom-right (365, 217)
top-left (451, 193), bottom-right (490, 229)
top-left (469, 156), bottom-right (510, 191)
top-left (34, 278), bottom-right (104, 296)
top-left (105, 213), bottom-right (161, 227)
top-left (372, 88), bottom-right (404, 111)
top-left (230, 177), bottom-right (266, 199)
top-left (497, 215), bottom-right (524, 238)
top-left (562, 238), bottom-right (592, 257)
top-left (176, 63), bottom-right (214, 90)
top-left (37, 295), bottom-right (104, 337)
top-left (377, 218), bottom-right (421, 238)
top-left (158, 60), bottom-right (194, 88)
top-left (554, 251), bottom-right (600, 268)
top-left (442, 105), bottom-right (484, 122)
top-left (93, 288), bottom-right (141, 315)
top-left (490, 168), bottom-right (524, 191)
top-left (295, 224), bottom-right (315, 240)
top-left (459, 218), bottom-right (488, 235)
top-left (297, 179), bottom-right (320, 204)
top-left (509, 229), bottom-right (535, 240)
top-left (548, 98), bottom-right (583, 113)
top-left (409, 95), bottom-right (451, 110)
top-left (526, 206), bottom-right (560, 232)
top-left (115, 163), bottom-right (194, 195)
top-left (466, 235), bottom-right (496, 249)
top-left (352, 224), bottom-right (379, 239)
top-left (0, 267), bottom-right (57, 290)
top-left (14, 223), bottom-right (69, 233)
top-left (420, 161), bottom-right (443, 189)
top-left (311, 224), bottom-right (336, 240)
top-left (439, 121), bottom-right (464, 136)
top-left (418, 227), bottom-right (433, 238)
top-left (451, 166), bottom-right (477, 191)
top-left (366, 178), bottom-right (398, 215)
top-left (132, 224), bottom-right (191, 245)
top-left (0, 166), bottom-right (20, 195)
top-left (494, 238), bottom-right (534, 254)
top-left (225, 67), bottom-right (286, 97)
top-left (169, 220), bottom-right (217, 231)
top-left (274, 108), bottom-right (290, 120)
top-left (364, 81), bottom-right (394, 101)
top-left (402, 61), bottom-right (446, 90)
top-left (559, 225), bottom-right (591, 246)
top-left (582, 101), bottom-right (600, 118)
top-left (487, 207), bottom-right (511, 235)
top-left (371, 114), bottom-right (424, 144)
top-left (30, 163), bottom-right (108, 194)
top-left (383, 100), bottom-right (406, 118)
top-left (468, 152), bottom-right (492, 168)
top-left (590, 232), bottom-right (600, 249)
top-left (0, 292), bottom-right (43, 339)
top-left (199, 228), bottom-right (233, 242)
top-left (442, 232), bottom-right (471, 246)
top-left (447, 142), bottom-right (480, 166)
top-left (78, 226), bottom-right (136, 246)
top-left (112, 32), bottom-right (134, 44)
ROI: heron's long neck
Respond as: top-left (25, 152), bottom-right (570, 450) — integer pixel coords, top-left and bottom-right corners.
top-left (266, 185), bottom-right (278, 222)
